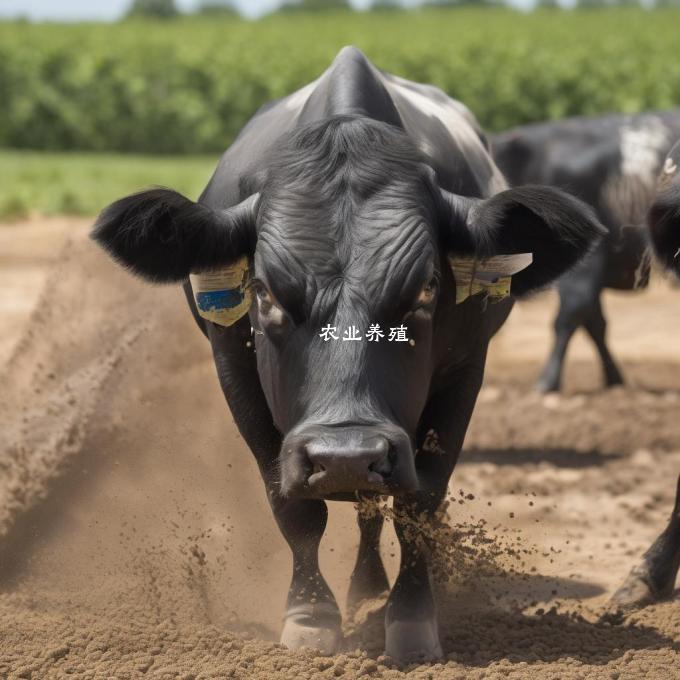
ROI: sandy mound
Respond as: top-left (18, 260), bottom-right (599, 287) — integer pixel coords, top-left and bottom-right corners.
top-left (0, 223), bottom-right (678, 678)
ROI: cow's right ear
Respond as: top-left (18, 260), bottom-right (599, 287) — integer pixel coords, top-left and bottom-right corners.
top-left (648, 149), bottom-right (680, 278)
top-left (91, 188), bottom-right (258, 283)
top-left (440, 185), bottom-right (606, 297)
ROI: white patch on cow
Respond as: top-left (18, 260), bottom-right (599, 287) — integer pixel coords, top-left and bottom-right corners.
top-left (386, 74), bottom-right (481, 150)
top-left (619, 118), bottom-right (670, 180)
top-left (419, 139), bottom-right (435, 157)
top-left (602, 173), bottom-right (656, 226)
top-left (633, 245), bottom-right (653, 291)
top-left (664, 156), bottom-right (678, 176)
top-left (384, 74), bottom-right (507, 194)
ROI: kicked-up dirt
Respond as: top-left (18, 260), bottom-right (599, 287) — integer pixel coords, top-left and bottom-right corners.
top-left (0, 219), bottom-right (678, 679)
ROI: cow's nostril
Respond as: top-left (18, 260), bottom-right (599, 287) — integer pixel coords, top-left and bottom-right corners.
top-left (312, 462), bottom-right (326, 474)
top-left (369, 445), bottom-right (395, 478)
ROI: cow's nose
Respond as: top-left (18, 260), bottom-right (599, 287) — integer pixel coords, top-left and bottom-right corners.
top-left (305, 433), bottom-right (393, 491)
top-left (279, 424), bottom-right (418, 498)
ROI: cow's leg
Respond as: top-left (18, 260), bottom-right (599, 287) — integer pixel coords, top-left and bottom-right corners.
top-left (536, 251), bottom-right (608, 393)
top-left (610, 474), bottom-right (680, 610)
top-left (270, 493), bottom-right (342, 654)
top-left (347, 508), bottom-right (389, 611)
top-left (206, 323), bottom-right (340, 653)
top-left (384, 364), bottom-right (484, 662)
top-left (536, 292), bottom-right (579, 393)
top-left (583, 298), bottom-right (624, 388)
top-left (385, 489), bottom-right (446, 662)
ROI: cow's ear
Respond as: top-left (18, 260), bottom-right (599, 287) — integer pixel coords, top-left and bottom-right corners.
top-left (648, 154), bottom-right (680, 277)
top-left (441, 185), bottom-right (606, 297)
top-left (91, 188), bottom-right (258, 283)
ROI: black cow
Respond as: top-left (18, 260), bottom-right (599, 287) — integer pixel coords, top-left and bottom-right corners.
top-left (611, 147), bottom-right (680, 611)
top-left (493, 112), bottom-right (680, 392)
top-left (92, 47), bottom-right (603, 660)
top-left (649, 139), bottom-right (680, 277)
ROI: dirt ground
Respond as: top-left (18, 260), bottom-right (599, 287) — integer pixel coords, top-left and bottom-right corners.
top-left (0, 218), bottom-right (678, 679)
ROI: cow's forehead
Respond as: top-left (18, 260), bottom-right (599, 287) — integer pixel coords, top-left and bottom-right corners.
top-left (255, 189), bottom-right (437, 320)
top-left (251, 115), bottom-right (444, 316)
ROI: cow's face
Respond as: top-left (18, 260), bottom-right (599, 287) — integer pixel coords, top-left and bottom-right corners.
top-left (250, 119), bottom-right (443, 496)
top-left (92, 115), bottom-right (605, 499)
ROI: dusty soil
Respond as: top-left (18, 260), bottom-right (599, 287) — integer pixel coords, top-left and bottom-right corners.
top-left (0, 219), bottom-right (678, 679)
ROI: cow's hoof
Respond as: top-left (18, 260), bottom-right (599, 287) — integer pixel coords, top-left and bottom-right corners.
top-left (605, 375), bottom-right (625, 389)
top-left (385, 618), bottom-right (443, 663)
top-left (280, 603), bottom-right (341, 655)
top-left (608, 564), bottom-right (659, 611)
top-left (535, 378), bottom-right (559, 394)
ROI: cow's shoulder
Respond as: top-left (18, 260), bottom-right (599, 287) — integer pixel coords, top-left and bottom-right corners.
top-left (383, 73), bottom-right (488, 148)
top-left (200, 80), bottom-right (324, 209)
top-left (493, 116), bottom-right (624, 188)
top-left (378, 72), bottom-right (502, 196)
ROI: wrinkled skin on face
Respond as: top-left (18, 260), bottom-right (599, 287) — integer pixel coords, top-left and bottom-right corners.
top-left (249, 118), bottom-right (442, 497)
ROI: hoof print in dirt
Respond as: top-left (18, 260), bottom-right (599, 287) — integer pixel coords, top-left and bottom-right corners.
top-left (280, 604), bottom-right (342, 655)
top-left (384, 619), bottom-right (443, 663)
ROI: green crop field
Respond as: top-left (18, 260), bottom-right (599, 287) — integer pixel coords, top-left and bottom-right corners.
top-left (0, 151), bottom-right (217, 220)
top-left (1, 9), bottom-right (680, 154)
top-left (1, 8), bottom-right (680, 219)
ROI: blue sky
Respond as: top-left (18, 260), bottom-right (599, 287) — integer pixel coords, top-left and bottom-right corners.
top-left (0, 0), bottom-right (532, 22)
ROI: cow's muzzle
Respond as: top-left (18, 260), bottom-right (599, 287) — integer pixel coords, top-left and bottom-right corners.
top-left (279, 423), bottom-right (418, 499)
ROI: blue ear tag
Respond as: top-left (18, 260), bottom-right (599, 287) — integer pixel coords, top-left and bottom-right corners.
top-left (449, 253), bottom-right (533, 304)
top-left (189, 256), bottom-right (252, 326)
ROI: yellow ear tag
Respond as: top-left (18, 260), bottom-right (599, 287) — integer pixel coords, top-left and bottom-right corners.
top-left (448, 253), bottom-right (533, 305)
top-left (189, 255), bottom-right (252, 327)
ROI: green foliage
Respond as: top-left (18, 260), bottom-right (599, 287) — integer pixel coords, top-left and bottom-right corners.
top-left (574, 0), bottom-right (610, 9)
top-left (0, 10), bottom-right (679, 154)
top-left (195, 0), bottom-right (240, 17)
top-left (535, 0), bottom-right (562, 9)
top-left (0, 151), bottom-right (216, 219)
top-left (422, 0), bottom-right (460, 7)
top-left (126, 0), bottom-right (179, 19)
top-left (370, 0), bottom-right (405, 10)
top-left (279, 0), bottom-right (352, 12)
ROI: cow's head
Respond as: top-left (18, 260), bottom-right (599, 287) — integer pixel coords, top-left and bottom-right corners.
top-left (93, 116), bottom-right (604, 498)
top-left (649, 141), bottom-right (680, 277)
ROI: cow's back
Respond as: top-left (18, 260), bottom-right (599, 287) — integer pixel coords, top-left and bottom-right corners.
top-left (493, 111), bottom-right (680, 290)
top-left (201, 47), bottom-right (506, 211)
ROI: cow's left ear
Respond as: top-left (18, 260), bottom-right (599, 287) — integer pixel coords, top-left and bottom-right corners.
top-left (92, 188), bottom-right (259, 283)
top-left (441, 185), bottom-right (607, 297)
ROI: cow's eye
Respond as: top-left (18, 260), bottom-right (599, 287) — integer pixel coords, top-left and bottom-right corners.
top-left (251, 279), bottom-right (286, 328)
top-left (415, 276), bottom-right (438, 309)
top-left (253, 281), bottom-right (272, 308)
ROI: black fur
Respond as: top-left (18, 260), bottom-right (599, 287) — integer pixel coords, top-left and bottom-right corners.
top-left (442, 185), bottom-right (606, 297)
top-left (256, 116), bottom-right (438, 320)
top-left (91, 188), bottom-right (258, 282)
top-left (649, 181), bottom-right (680, 277)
